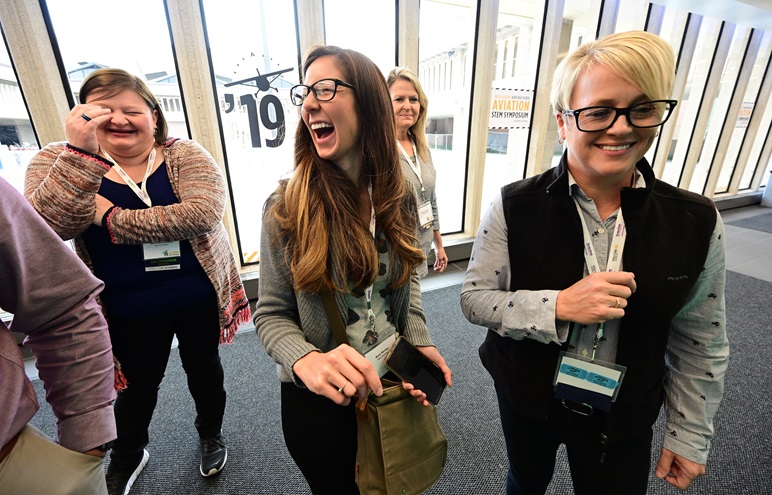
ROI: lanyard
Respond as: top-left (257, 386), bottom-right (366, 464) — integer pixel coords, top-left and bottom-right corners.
top-left (365, 185), bottom-right (376, 333)
top-left (573, 200), bottom-right (627, 361)
top-left (396, 140), bottom-right (425, 196)
top-left (102, 147), bottom-right (157, 208)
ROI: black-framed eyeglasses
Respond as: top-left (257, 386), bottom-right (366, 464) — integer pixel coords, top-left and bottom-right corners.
top-left (290, 78), bottom-right (356, 106)
top-left (562, 100), bottom-right (678, 132)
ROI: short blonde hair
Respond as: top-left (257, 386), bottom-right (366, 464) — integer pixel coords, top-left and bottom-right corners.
top-left (387, 67), bottom-right (430, 162)
top-left (550, 31), bottom-right (675, 113)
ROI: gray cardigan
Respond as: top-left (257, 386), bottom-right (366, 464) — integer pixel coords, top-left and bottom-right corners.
top-left (254, 202), bottom-right (433, 385)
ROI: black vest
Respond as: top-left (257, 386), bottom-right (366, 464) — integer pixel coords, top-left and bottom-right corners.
top-left (479, 156), bottom-right (717, 444)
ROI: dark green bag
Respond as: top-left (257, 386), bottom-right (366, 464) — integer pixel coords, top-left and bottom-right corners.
top-left (320, 291), bottom-right (448, 495)
top-left (354, 378), bottom-right (448, 495)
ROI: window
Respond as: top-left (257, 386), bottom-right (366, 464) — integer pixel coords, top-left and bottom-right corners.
top-left (644, 6), bottom-right (689, 168)
top-left (510, 35), bottom-right (519, 78)
top-left (0, 34), bottom-right (38, 194)
top-left (689, 25), bottom-right (752, 194)
top-left (419, 0), bottom-right (476, 233)
top-left (44, 0), bottom-right (190, 141)
top-left (662, 17), bottom-right (722, 187)
top-left (202, 0), bottom-right (300, 265)
top-left (616, 0), bottom-right (651, 32)
top-left (740, 32), bottom-right (772, 190)
top-left (549, 0), bottom-right (602, 170)
top-left (481, 2), bottom-right (545, 210)
top-left (718, 30), bottom-right (772, 193)
top-left (323, 0), bottom-right (395, 75)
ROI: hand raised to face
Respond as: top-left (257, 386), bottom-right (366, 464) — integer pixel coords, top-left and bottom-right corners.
top-left (64, 104), bottom-right (113, 154)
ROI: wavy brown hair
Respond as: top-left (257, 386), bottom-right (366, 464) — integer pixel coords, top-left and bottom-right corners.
top-left (268, 45), bottom-right (424, 294)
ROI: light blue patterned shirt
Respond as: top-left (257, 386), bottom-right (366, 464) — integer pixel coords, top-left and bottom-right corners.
top-left (460, 172), bottom-right (729, 464)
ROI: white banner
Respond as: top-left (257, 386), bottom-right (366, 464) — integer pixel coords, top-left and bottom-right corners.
top-left (489, 88), bottom-right (533, 129)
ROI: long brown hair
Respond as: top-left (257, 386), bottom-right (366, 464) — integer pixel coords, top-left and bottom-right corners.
top-left (268, 45), bottom-right (423, 294)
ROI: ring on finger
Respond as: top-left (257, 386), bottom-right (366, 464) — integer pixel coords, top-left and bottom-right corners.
top-left (81, 113), bottom-right (92, 122)
top-left (337, 379), bottom-right (348, 394)
top-left (615, 297), bottom-right (621, 308)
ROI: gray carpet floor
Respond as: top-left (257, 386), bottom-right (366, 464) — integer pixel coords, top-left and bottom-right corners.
top-left (725, 211), bottom-right (772, 233)
top-left (29, 270), bottom-right (772, 494)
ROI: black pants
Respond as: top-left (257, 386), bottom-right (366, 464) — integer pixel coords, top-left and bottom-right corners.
top-left (281, 382), bottom-right (359, 494)
top-left (108, 300), bottom-right (225, 469)
top-left (496, 387), bottom-right (652, 494)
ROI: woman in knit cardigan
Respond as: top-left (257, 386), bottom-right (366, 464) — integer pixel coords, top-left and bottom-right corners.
top-left (255, 46), bottom-right (453, 494)
top-left (24, 68), bottom-right (250, 495)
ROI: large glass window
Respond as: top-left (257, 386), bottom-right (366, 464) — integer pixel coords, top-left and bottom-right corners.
top-left (549, 0), bottom-right (602, 170)
top-left (44, 0), bottom-right (189, 140)
top-left (661, 16), bottom-right (722, 187)
top-left (689, 25), bottom-right (751, 194)
top-left (323, 0), bottom-right (395, 75)
top-left (741, 97), bottom-right (772, 190)
top-left (718, 30), bottom-right (772, 193)
top-left (645, 6), bottom-right (689, 168)
top-left (480, 0), bottom-right (545, 209)
top-left (202, 0), bottom-right (300, 265)
top-left (740, 33), bottom-right (772, 190)
top-left (0, 33), bottom-right (39, 194)
top-left (616, 0), bottom-right (650, 32)
top-left (419, 0), bottom-right (476, 234)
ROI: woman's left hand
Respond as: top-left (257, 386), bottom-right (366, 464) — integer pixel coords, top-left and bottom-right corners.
top-left (93, 194), bottom-right (114, 226)
top-left (433, 247), bottom-right (448, 273)
top-left (401, 346), bottom-right (453, 406)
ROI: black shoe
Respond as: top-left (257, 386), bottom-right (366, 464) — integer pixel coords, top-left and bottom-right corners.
top-left (106, 449), bottom-right (149, 495)
top-left (200, 433), bottom-right (227, 477)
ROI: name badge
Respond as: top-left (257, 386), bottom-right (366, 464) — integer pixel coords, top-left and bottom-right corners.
top-left (417, 201), bottom-right (433, 229)
top-left (142, 241), bottom-right (181, 272)
top-left (364, 333), bottom-right (397, 378)
top-left (553, 352), bottom-right (626, 411)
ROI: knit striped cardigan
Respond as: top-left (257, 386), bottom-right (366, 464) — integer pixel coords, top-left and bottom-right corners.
top-left (25, 138), bottom-right (251, 387)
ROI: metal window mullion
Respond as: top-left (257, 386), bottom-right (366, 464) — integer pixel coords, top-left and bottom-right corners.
top-left (596, 0), bottom-right (620, 39)
top-left (705, 28), bottom-right (761, 196)
top-left (463, 0), bottom-right (498, 238)
top-left (731, 37), bottom-right (772, 193)
top-left (678, 21), bottom-right (735, 195)
top-left (524, 0), bottom-right (566, 179)
top-left (651, 11), bottom-right (699, 180)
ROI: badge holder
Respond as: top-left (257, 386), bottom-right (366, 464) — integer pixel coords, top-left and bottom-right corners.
top-left (417, 201), bottom-right (433, 229)
top-left (142, 241), bottom-right (181, 272)
top-left (364, 333), bottom-right (397, 378)
top-left (553, 352), bottom-right (626, 413)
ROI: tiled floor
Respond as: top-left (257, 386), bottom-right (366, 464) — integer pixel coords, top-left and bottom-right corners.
top-left (719, 205), bottom-right (772, 283)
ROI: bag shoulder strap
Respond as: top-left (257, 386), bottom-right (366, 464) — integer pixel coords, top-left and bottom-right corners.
top-left (320, 290), bottom-right (348, 345)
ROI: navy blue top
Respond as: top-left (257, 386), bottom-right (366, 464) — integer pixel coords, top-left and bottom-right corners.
top-left (82, 164), bottom-right (215, 318)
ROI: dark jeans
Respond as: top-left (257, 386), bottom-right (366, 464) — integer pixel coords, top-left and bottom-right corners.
top-left (496, 387), bottom-right (652, 495)
top-left (281, 382), bottom-right (359, 494)
top-left (108, 300), bottom-right (225, 469)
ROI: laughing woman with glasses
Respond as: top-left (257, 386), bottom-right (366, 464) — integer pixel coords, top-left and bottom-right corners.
top-left (255, 46), bottom-right (452, 494)
top-left (461, 31), bottom-right (728, 494)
